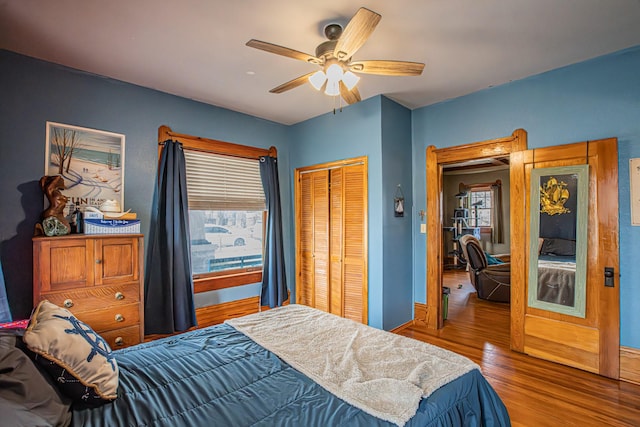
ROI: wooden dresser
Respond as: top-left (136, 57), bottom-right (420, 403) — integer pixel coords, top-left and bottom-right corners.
top-left (33, 234), bottom-right (144, 349)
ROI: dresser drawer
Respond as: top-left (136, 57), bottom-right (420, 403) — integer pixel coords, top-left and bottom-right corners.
top-left (40, 283), bottom-right (140, 312)
top-left (74, 303), bottom-right (140, 332)
top-left (101, 325), bottom-right (142, 349)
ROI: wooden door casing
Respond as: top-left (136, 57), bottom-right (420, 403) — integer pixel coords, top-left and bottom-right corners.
top-left (425, 129), bottom-right (528, 329)
top-left (295, 157), bottom-right (368, 323)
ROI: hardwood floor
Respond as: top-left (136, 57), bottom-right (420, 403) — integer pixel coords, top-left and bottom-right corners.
top-left (396, 270), bottom-right (640, 427)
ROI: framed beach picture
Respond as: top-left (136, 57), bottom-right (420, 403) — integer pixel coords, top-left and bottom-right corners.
top-left (45, 122), bottom-right (125, 215)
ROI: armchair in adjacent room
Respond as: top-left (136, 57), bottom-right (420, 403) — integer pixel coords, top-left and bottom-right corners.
top-left (458, 234), bottom-right (511, 303)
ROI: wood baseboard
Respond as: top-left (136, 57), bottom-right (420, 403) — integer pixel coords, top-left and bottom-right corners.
top-left (390, 320), bottom-right (414, 333)
top-left (620, 346), bottom-right (640, 385)
top-left (414, 302), bottom-right (428, 326)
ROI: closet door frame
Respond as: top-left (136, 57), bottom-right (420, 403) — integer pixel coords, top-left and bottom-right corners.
top-left (294, 156), bottom-right (368, 323)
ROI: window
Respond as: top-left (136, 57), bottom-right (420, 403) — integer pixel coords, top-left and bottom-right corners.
top-left (189, 210), bottom-right (263, 275)
top-left (469, 189), bottom-right (492, 227)
top-left (176, 139), bottom-right (272, 293)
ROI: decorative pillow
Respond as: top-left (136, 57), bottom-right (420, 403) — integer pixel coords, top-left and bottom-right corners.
top-left (23, 300), bottom-right (118, 405)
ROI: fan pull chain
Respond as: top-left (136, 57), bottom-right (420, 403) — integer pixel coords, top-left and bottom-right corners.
top-left (332, 94), bottom-right (344, 115)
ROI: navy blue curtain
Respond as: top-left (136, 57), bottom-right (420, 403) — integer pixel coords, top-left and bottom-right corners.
top-left (259, 156), bottom-right (288, 308)
top-left (144, 140), bottom-right (196, 334)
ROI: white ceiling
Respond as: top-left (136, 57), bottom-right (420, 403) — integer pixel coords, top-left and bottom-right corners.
top-left (2, 0), bottom-right (640, 125)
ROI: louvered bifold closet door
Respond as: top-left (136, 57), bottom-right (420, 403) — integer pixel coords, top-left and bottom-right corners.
top-left (298, 173), bottom-right (314, 307)
top-left (329, 168), bottom-right (344, 316)
top-left (341, 164), bottom-right (367, 323)
top-left (295, 157), bottom-right (367, 324)
top-left (311, 171), bottom-right (330, 312)
top-left (297, 171), bottom-right (330, 310)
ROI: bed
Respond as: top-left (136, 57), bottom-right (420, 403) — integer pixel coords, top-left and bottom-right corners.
top-left (537, 255), bottom-right (576, 306)
top-left (536, 237), bottom-right (577, 307)
top-left (2, 304), bottom-right (510, 427)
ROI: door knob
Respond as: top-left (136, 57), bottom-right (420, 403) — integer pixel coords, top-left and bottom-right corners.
top-left (604, 267), bottom-right (615, 287)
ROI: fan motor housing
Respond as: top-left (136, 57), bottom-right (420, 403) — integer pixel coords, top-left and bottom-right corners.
top-left (315, 40), bottom-right (337, 59)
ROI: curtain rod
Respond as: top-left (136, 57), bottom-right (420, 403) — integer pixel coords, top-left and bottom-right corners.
top-left (158, 125), bottom-right (277, 159)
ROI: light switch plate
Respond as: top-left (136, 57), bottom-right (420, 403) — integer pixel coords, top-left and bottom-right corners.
top-left (420, 223), bottom-right (426, 233)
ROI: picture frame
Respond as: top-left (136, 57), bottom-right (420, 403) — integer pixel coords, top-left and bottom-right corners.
top-left (45, 122), bottom-right (125, 215)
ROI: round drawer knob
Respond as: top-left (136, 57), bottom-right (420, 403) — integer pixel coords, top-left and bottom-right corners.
top-left (95, 259), bottom-right (102, 264)
top-left (115, 292), bottom-right (124, 300)
top-left (114, 337), bottom-right (124, 346)
top-left (115, 314), bottom-right (124, 322)
top-left (63, 299), bottom-right (74, 308)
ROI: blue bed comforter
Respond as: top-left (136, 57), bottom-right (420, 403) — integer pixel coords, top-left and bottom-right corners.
top-left (72, 323), bottom-right (509, 426)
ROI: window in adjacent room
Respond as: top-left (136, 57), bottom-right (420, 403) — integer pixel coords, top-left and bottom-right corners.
top-left (469, 188), bottom-right (492, 227)
top-left (182, 145), bottom-right (267, 293)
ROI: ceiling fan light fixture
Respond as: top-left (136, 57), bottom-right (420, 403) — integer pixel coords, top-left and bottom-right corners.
top-left (342, 70), bottom-right (360, 90)
top-left (309, 70), bottom-right (327, 90)
top-left (247, 8), bottom-right (423, 105)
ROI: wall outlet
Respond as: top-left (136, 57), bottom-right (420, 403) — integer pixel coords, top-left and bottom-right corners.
top-left (420, 223), bottom-right (426, 233)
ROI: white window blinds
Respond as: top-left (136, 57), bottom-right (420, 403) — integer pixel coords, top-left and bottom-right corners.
top-left (184, 149), bottom-right (265, 211)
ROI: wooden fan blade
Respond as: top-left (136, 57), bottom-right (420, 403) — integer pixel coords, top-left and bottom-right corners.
top-left (349, 60), bottom-right (425, 76)
top-left (334, 8), bottom-right (381, 60)
top-left (269, 72), bottom-right (316, 94)
top-left (246, 39), bottom-right (321, 64)
top-left (339, 81), bottom-right (361, 105)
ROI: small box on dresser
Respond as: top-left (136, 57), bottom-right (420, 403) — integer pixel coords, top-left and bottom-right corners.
top-left (32, 234), bottom-right (144, 349)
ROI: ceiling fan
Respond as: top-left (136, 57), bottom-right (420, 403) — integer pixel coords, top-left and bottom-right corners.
top-left (246, 7), bottom-right (425, 105)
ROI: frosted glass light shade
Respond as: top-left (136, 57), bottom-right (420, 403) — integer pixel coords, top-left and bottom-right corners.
top-left (309, 71), bottom-right (326, 90)
top-left (325, 78), bottom-right (340, 96)
top-left (342, 71), bottom-right (360, 90)
top-left (325, 63), bottom-right (343, 81)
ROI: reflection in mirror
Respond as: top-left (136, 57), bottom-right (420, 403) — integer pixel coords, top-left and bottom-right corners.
top-left (528, 165), bottom-right (588, 318)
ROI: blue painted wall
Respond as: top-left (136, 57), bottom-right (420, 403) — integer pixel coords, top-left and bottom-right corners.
top-left (288, 97), bottom-right (386, 328)
top-left (380, 97), bottom-right (414, 330)
top-left (287, 96), bottom-right (414, 330)
top-left (411, 45), bottom-right (640, 349)
top-left (3, 44), bottom-right (639, 348)
top-left (0, 50), bottom-right (289, 319)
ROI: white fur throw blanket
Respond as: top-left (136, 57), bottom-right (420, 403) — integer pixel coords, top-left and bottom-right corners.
top-left (226, 305), bottom-right (479, 426)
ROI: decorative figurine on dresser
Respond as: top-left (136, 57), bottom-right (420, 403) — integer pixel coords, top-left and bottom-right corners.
top-left (34, 175), bottom-right (71, 237)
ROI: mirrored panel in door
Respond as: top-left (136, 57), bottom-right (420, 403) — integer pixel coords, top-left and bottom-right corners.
top-left (528, 165), bottom-right (588, 318)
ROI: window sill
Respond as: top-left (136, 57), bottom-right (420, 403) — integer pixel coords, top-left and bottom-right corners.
top-left (193, 270), bottom-right (262, 293)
